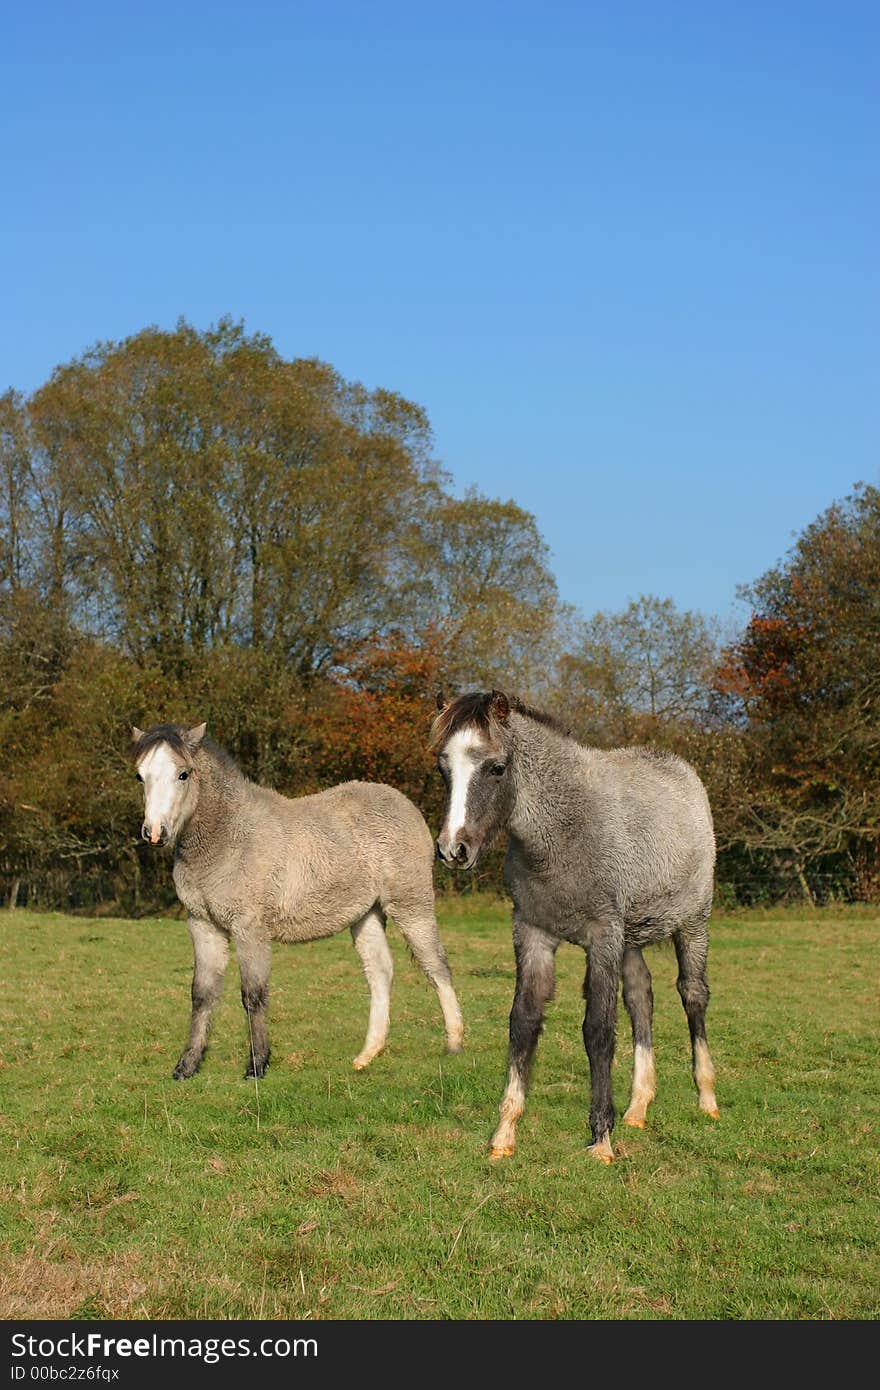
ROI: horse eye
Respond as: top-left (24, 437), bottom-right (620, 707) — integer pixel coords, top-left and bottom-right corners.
top-left (490, 762), bottom-right (507, 777)
top-left (178, 771), bottom-right (189, 781)
top-left (135, 772), bottom-right (143, 783)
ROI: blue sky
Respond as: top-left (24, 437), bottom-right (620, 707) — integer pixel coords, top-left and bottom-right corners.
top-left (2, 1), bottom-right (876, 627)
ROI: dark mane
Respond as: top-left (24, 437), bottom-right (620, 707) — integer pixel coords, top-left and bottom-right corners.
top-left (131, 724), bottom-right (242, 775)
top-left (429, 691), bottom-right (571, 751)
top-left (508, 697), bottom-right (571, 739)
top-left (131, 724), bottom-right (190, 763)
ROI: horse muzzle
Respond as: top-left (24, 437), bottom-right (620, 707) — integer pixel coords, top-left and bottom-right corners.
top-left (436, 834), bottom-right (479, 871)
top-left (142, 821), bottom-right (169, 846)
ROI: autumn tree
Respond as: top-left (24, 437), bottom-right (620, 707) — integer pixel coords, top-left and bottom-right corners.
top-left (5, 320), bottom-right (564, 683)
top-left (15, 322), bottom-right (440, 674)
top-left (0, 320), bottom-right (567, 909)
top-left (715, 483), bottom-right (880, 899)
top-left (0, 390), bottom-right (33, 594)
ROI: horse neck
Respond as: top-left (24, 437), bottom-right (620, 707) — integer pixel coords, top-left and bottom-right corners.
top-left (507, 715), bottom-right (589, 859)
top-left (176, 751), bottom-right (246, 859)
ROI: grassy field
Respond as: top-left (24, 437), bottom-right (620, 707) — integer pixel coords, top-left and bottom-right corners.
top-left (0, 899), bottom-right (877, 1320)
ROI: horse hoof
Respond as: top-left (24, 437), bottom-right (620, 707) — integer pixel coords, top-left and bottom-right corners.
top-left (352, 1056), bottom-right (371, 1071)
top-left (445, 1040), bottom-right (464, 1055)
top-left (488, 1145), bottom-right (515, 1161)
top-left (587, 1137), bottom-right (615, 1164)
top-left (623, 1113), bottom-right (646, 1129)
top-left (703, 1106), bottom-right (720, 1120)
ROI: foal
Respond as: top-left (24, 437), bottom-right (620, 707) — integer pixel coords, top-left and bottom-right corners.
top-left (432, 690), bottom-right (718, 1163)
top-left (133, 723), bottom-right (463, 1079)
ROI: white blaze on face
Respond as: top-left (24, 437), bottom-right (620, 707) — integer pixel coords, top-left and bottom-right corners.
top-left (444, 727), bottom-right (483, 841)
top-left (138, 743), bottom-right (184, 843)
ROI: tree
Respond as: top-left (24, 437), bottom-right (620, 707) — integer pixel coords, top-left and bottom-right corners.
top-left (558, 595), bottom-right (719, 744)
top-left (0, 320), bottom-right (568, 910)
top-left (715, 483), bottom-right (880, 899)
top-left (20, 321), bottom-right (441, 674)
top-left (0, 391), bottom-right (33, 594)
top-left (7, 320), bottom-right (564, 687)
top-left (399, 487), bottom-right (567, 697)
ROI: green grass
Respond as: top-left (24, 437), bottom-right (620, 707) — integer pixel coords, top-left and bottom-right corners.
top-left (0, 899), bottom-right (878, 1320)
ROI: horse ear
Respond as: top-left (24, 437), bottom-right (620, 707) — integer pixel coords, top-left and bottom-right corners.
top-left (187, 722), bottom-right (207, 746)
top-left (489, 689), bottom-right (510, 725)
top-left (131, 726), bottom-right (144, 743)
top-left (436, 690), bottom-right (446, 712)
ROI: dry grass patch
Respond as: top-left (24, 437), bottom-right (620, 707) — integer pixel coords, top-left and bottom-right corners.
top-left (0, 1250), bottom-right (150, 1319)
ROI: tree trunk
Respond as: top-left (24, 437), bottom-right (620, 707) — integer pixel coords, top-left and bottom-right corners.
top-left (794, 862), bottom-right (815, 909)
top-left (7, 876), bottom-right (20, 910)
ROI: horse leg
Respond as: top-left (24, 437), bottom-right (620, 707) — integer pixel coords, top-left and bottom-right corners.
top-left (392, 909), bottom-right (464, 1054)
top-left (621, 945), bottom-right (657, 1128)
top-left (582, 924), bottom-right (624, 1162)
top-left (173, 916), bottom-right (229, 1080)
top-left (489, 921), bottom-right (558, 1159)
top-left (236, 936), bottom-right (272, 1079)
top-left (674, 921), bottom-right (719, 1118)
top-left (351, 907), bottom-right (394, 1070)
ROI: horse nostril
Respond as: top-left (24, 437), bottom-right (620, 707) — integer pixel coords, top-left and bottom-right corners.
top-left (436, 836), bottom-right (470, 866)
top-left (141, 822), bottom-right (151, 842)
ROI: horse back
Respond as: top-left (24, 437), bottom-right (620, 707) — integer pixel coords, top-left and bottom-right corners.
top-left (248, 779), bottom-right (435, 939)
